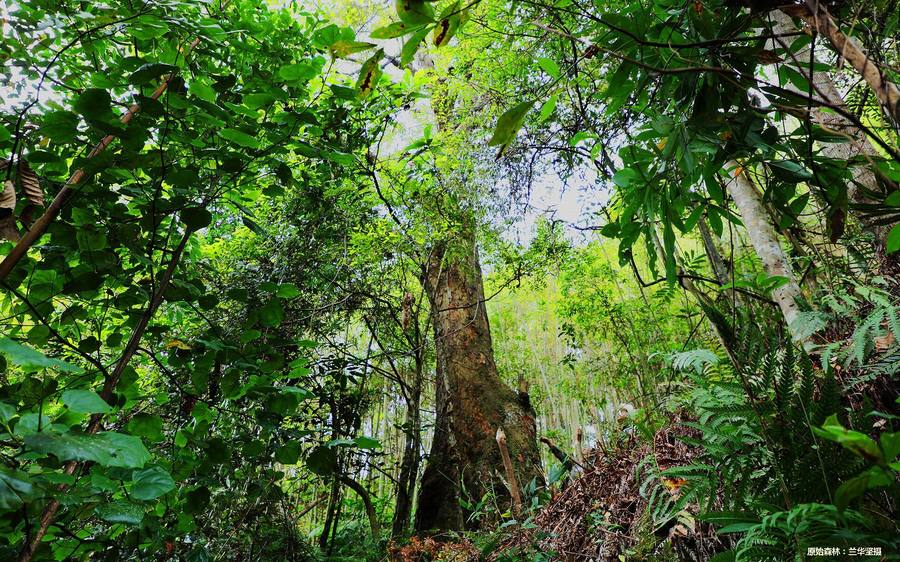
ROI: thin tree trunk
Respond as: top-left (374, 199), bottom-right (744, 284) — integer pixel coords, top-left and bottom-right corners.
top-left (794, 1), bottom-right (900, 127)
top-left (650, 228), bottom-right (739, 365)
top-left (414, 222), bottom-right (543, 532)
top-left (699, 217), bottom-right (731, 286)
top-left (724, 162), bottom-right (810, 347)
top-left (319, 471), bottom-right (340, 549)
top-left (769, 9), bottom-right (895, 249)
top-left (391, 359), bottom-right (422, 537)
top-left (339, 476), bottom-right (381, 538)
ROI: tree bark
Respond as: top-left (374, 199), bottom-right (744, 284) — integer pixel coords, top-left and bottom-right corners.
top-left (724, 162), bottom-right (809, 347)
top-left (797, 1), bottom-right (900, 127)
top-left (414, 223), bottom-right (542, 532)
top-left (769, 10), bottom-right (895, 249)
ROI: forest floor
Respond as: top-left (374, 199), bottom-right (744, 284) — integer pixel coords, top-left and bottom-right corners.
top-left (388, 413), bottom-right (727, 562)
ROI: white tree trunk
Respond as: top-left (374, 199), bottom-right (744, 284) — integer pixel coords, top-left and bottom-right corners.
top-left (724, 162), bottom-right (809, 347)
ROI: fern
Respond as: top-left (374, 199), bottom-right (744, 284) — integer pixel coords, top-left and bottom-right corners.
top-left (646, 321), bottom-right (891, 560)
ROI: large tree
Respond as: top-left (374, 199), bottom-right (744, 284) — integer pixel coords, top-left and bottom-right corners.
top-left (415, 219), bottom-right (542, 531)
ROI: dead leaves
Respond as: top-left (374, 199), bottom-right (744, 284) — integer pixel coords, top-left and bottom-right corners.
top-left (18, 159), bottom-right (43, 206)
top-left (0, 157), bottom-right (46, 240)
top-left (0, 179), bottom-right (14, 213)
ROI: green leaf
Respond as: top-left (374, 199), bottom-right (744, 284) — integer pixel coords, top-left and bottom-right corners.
top-left (76, 230), bottom-right (107, 251)
top-left (182, 207), bottom-right (212, 231)
top-left (188, 81), bottom-right (217, 103)
top-left (768, 160), bottom-right (813, 182)
top-left (885, 192), bottom-right (900, 207)
top-left (131, 466), bottom-right (175, 500)
top-left (0, 468), bottom-right (33, 511)
top-left (887, 224), bottom-right (900, 254)
top-left (0, 402), bottom-right (14, 423)
top-left (95, 501), bottom-right (144, 524)
top-left (401, 27), bottom-right (430, 66)
top-left (698, 511), bottom-right (759, 526)
top-left (370, 22), bottom-right (424, 39)
top-left (276, 283), bottom-right (301, 298)
top-left (129, 63), bottom-right (178, 85)
top-left (612, 168), bottom-right (637, 188)
top-left (396, 0), bottom-right (435, 25)
top-left (219, 128), bottom-right (258, 149)
top-left (275, 441), bottom-right (301, 464)
top-left (487, 100), bottom-right (535, 154)
top-left (243, 93), bottom-right (275, 110)
top-left (538, 94), bottom-right (558, 123)
top-left (25, 431), bottom-right (151, 468)
top-left (74, 89), bottom-right (113, 120)
top-left (278, 61), bottom-right (321, 82)
top-left (0, 337), bottom-right (83, 373)
top-left (353, 436), bottom-right (381, 449)
top-left (306, 445), bottom-right (337, 476)
top-left (127, 414), bottom-right (164, 443)
top-left (259, 298), bottom-right (284, 327)
top-left (813, 414), bottom-right (883, 462)
top-left (40, 111), bottom-right (80, 143)
top-left (330, 40), bottom-right (376, 58)
top-left (312, 23), bottom-right (348, 49)
top-left (356, 50), bottom-right (385, 98)
top-left (536, 57), bottom-right (560, 78)
top-left (433, 5), bottom-right (461, 48)
top-left (881, 431), bottom-right (900, 461)
top-left (61, 390), bottom-right (112, 414)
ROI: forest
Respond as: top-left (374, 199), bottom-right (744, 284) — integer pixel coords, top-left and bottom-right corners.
top-left (0, 0), bottom-right (898, 560)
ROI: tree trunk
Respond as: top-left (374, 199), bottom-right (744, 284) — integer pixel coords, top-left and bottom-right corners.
top-left (769, 9), bottom-right (896, 249)
top-left (415, 223), bottom-right (543, 532)
top-left (698, 217), bottom-right (731, 286)
top-left (392, 358), bottom-right (422, 537)
top-left (650, 227), bottom-right (738, 365)
top-left (339, 475), bottom-right (381, 538)
top-left (795, 1), bottom-right (900, 127)
top-left (724, 162), bottom-right (809, 347)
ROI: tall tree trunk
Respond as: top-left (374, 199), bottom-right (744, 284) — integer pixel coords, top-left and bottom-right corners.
top-left (724, 162), bottom-right (810, 347)
top-left (415, 223), bottom-right (543, 532)
top-left (392, 357), bottom-right (422, 536)
top-left (769, 10), bottom-right (897, 250)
